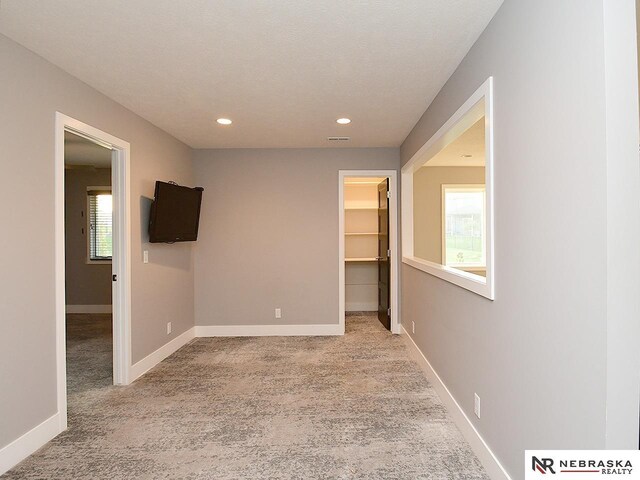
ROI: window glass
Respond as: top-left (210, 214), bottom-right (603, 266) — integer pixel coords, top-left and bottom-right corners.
top-left (443, 187), bottom-right (485, 268)
top-left (88, 191), bottom-right (112, 260)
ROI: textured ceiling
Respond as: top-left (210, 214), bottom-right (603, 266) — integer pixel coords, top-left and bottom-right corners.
top-left (0, 0), bottom-right (502, 148)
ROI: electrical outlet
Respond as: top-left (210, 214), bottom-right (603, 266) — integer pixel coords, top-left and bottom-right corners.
top-left (275, 308), bottom-right (282, 319)
top-left (412, 321), bottom-right (415, 334)
top-left (143, 250), bottom-right (149, 264)
top-left (167, 322), bottom-right (172, 335)
top-left (474, 393), bottom-right (481, 419)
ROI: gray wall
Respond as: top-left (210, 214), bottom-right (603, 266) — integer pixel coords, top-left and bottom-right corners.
top-left (193, 148), bottom-right (399, 327)
top-left (64, 168), bottom-right (112, 306)
top-left (399, 1), bottom-right (639, 478)
top-left (0, 34), bottom-right (195, 450)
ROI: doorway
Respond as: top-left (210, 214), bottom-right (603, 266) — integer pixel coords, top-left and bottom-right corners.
top-left (55, 113), bottom-right (132, 432)
top-left (338, 170), bottom-right (399, 334)
top-left (64, 132), bottom-right (114, 396)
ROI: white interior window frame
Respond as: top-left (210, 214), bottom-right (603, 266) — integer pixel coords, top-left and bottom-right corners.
top-left (401, 77), bottom-right (494, 300)
top-left (86, 186), bottom-right (113, 264)
top-left (440, 184), bottom-right (486, 271)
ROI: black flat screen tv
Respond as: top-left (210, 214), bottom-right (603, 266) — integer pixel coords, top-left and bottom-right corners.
top-left (148, 181), bottom-right (204, 243)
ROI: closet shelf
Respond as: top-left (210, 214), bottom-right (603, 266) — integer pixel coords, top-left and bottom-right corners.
top-left (344, 207), bottom-right (378, 210)
top-left (345, 232), bottom-right (378, 236)
top-left (345, 257), bottom-right (379, 262)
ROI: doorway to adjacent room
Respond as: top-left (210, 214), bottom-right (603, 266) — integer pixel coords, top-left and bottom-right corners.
top-left (64, 131), bottom-right (114, 401)
top-left (55, 113), bottom-right (132, 433)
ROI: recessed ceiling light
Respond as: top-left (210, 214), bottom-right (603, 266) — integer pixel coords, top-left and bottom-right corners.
top-left (336, 118), bottom-right (351, 125)
top-left (216, 118), bottom-right (232, 125)
top-left (460, 154), bottom-right (472, 158)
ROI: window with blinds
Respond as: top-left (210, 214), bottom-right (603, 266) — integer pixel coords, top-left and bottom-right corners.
top-left (88, 189), bottom-right (113, 261)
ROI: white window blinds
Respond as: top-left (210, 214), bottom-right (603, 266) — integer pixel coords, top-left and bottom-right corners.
top-left (88, 189), bottom-right (113, 261)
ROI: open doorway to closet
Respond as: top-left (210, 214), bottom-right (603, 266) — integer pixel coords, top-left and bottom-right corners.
top-left (338, 170), bottom-right (399, 335)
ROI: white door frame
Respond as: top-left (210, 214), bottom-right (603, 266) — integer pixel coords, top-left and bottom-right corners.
top-left (338, 170), bottom-right (400, 334)
top-left (55, 112), bottom-right (132, 431)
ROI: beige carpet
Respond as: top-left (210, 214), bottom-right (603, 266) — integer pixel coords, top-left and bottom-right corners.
top-left (3, 314), bottom-right (488, 479)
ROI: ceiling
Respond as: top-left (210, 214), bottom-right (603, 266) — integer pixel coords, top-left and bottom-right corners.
top-left (425, 118), bottom-right (485, 167)
top-left (0, 0), bottom-right (502, 149)
top-left (64, 131), bottom-right (112, 168)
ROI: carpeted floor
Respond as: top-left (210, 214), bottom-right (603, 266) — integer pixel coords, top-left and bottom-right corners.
top-left (3, 313), bottom-right (489, 479)
top-left (65, 313), bottom-right (114, 395)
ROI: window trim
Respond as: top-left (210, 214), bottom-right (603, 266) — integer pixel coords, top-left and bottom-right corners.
top-left (401, 77), bottom-right (494, 300)
top-left (441, 184), bottom-right (486, 269)
top-left (86, 186), bottom-right (112, 264)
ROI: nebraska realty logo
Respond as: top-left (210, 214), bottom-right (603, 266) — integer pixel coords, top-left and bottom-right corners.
top-left (525, 451), bottom-right (640, 479)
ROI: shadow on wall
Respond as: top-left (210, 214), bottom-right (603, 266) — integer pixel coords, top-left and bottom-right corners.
top-left (140, 195), bottom-right (153, 242)
top-left (139, 195), bottom-right (192, 271)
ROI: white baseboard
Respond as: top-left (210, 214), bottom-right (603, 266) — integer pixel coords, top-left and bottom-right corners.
top-left (401, 327), bottom-right (512, 480)
top-left (129, 327), bottom-right (195, 382)
top-left (66, 304), bottom-right (112, 314)
top-left (195, 323), bottom-right (343, 337)
top-left (346, 302), bottom-right (378, 311)
top-left (0, 413), bottom-right (61, 476)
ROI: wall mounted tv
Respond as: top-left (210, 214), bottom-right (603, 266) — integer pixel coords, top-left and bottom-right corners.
top-left (148, 181), bottom-right (204, 243)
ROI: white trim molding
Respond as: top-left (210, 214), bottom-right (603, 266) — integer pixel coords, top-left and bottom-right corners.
top-left (66, 305), bottom-right (113, 314)
top-left (0, 413), bottom-right (61, 476)
top-left (401, 327), bottom-right (511, 480)
top-left (401, 77), bottom-right (495, 300)
top-left (195, 324), bottom-right (343, 337)
top-left (130, 327), bottom-right (196, 382)
top-left (55, 112), bottom-right (133, 442)
top-left (338, 170), bottom-right (400, 334)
